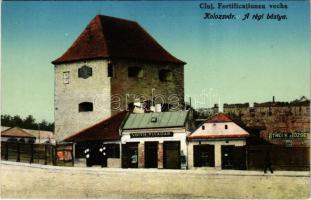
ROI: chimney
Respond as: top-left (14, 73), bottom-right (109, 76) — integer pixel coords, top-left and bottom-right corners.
top-left (273, 96), bottom-right (275, 103)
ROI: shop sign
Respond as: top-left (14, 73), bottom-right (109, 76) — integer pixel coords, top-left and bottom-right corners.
top-left (130, 132), bottom-right (173, 138)
top-left (269, 132), bottom-right (308, 140)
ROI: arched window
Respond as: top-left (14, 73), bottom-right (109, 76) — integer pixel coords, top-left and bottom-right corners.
top-left (79, 102), bottom-right (93, 112)
top-left (78, 65), bottom-right (92, 79)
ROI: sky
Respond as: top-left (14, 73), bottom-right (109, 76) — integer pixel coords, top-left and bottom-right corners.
top-left (1, 1), bottom-right (310, 122)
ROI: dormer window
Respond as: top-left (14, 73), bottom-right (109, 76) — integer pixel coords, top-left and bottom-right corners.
top-left (78, 65), bottom-right (92, 79)
top-left (151, 117), bottom-right (157, 123)
top-left (79, 102), bottom-right (93, 112)
top-left (128, 66), bottom-right (143, 78)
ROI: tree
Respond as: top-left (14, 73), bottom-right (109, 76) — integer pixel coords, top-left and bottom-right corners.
top-left (1, 114), bottom-right (54, 132)
top-left (23, 115), bottom-right (36, 129)
top-left (12, 115), bottom-right (23, 127)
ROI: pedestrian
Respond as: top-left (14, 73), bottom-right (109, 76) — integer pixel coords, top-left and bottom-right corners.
top-left (264, 151), bottom-right (273, 173)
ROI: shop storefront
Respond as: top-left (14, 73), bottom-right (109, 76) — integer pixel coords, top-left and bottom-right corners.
top-left (121, 111), bottom-right (190, 169)
top-left (187, 113), bottom-right (249, 170)
top-left (64, 111), bottom-right (127, 167)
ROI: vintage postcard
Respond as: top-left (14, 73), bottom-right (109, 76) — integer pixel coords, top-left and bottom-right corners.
top-left (1, 0), bottom-right (310, 199)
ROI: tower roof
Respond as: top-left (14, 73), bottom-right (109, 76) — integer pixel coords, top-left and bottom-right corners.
top-left (52, 15), bottom-right (185, 65)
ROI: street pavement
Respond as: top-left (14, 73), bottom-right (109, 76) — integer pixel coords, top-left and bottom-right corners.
top-left (1, 161), bottom-right (310, 199)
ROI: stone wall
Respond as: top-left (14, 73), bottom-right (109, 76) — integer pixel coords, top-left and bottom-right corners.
top-left (223, 100), bottom-right (310, 146)
top-left (111, 59), bottom-right (184, 114)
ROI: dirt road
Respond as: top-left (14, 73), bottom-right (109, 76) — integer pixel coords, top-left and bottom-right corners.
top-left (1, 162), bottom-right (309, 199)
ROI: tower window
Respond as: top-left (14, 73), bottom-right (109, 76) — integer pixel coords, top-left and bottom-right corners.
top-left (79, 102), bottom-right (93, 112)
top-left (108, 63), bottom-right (114, 77)
top-left (128, 67), bottom-right (143, 78)
top-left (202, 125), bottom-right (205, 130)
top-left (159, 69), bottom-right (173, 82)
top-left (63, 71), bottom-right (70, 84)
top-left (225, 125), bottom-right (228, 129)
top-left (78, 65), bottom-right (92, 79)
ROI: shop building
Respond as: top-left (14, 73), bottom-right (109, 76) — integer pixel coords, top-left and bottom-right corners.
top-left (121, 111), bottom-right (190, 169)
top-left (187, 113), bottom-right (249, 170)
top-left (63, 111), bottom-right (128, 167)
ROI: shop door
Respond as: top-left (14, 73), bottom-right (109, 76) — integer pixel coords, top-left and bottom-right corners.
top-left (87, 141), bottom-right (106, 167)
top-left (164, 141), bottom-right (180, 169)
top-left (193, 144), bottom-right (215, 167)
top-left (122, 143), bottom-right (138, 168)
top-left (145, 142), bottom-right (158, 168)
top-left (221, 145), bottom-right (234, 169)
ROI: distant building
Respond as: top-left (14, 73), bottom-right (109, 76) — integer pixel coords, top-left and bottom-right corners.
top-left (1, 126), bottom-right (55, 144)
top-left (52, 15), bottom-right (186, 141)
top-left (1, 127), bottom-right (36, 143)
top-left (187, 113), bottom-right (249, 169)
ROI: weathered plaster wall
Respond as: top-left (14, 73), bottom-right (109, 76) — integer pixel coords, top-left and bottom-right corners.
top-left (191, 122), bottom-right (249, 136)
top-left (54, 60), bottom-right (111, 141)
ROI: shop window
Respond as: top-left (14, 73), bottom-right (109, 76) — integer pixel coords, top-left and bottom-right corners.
top-left (108, 63), bottom-right (114, 77)
top-left (78, 65), bottom-right (92, 79)
top-left (79, 102), bottom-right (93, 112)
top-left (159, 69), bottom-right (173, 82)
top-left (63, 71), bottom-right (70, 84)
top-left (128, 67), bottom-right (143, 78)
top-left (202, 125), bottom-right (205, 130)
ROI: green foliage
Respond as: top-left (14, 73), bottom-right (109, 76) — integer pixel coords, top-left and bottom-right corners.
top-left (1, 114), bottom-right (54, 132)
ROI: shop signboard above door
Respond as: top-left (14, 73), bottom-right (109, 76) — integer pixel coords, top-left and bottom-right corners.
top-left (130, 132), bottom-right (174, 138)
top-left (269, 132), bottom-right (308, 140)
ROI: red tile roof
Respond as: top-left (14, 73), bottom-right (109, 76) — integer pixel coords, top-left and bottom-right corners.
top-left (1, 127), bottom-right (36, 138)
top-left (207, 113), bottom-right (233, 123)
top-left (52, 15), bottom-right (185, 65)
top-left (188, 133), bottom-right (249, 141)
top-left (63, 111), bottom-right (128, 142)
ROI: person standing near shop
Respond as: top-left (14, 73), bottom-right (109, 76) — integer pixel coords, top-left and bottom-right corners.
top-left (264, 151), bottom-right (273, 173)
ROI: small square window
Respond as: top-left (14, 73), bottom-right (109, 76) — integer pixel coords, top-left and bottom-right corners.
top-left (159, 69), bottom-right (173, 82)
top-left (63, 71), bottom-right (70, 84)
top-left (128, 67), bottom-right (143, 78)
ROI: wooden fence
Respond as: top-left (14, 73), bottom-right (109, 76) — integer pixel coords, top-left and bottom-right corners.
top-left (246, 145), bottom-right (310, 171)
top-left (1, 141), bottom-right (74, 166)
